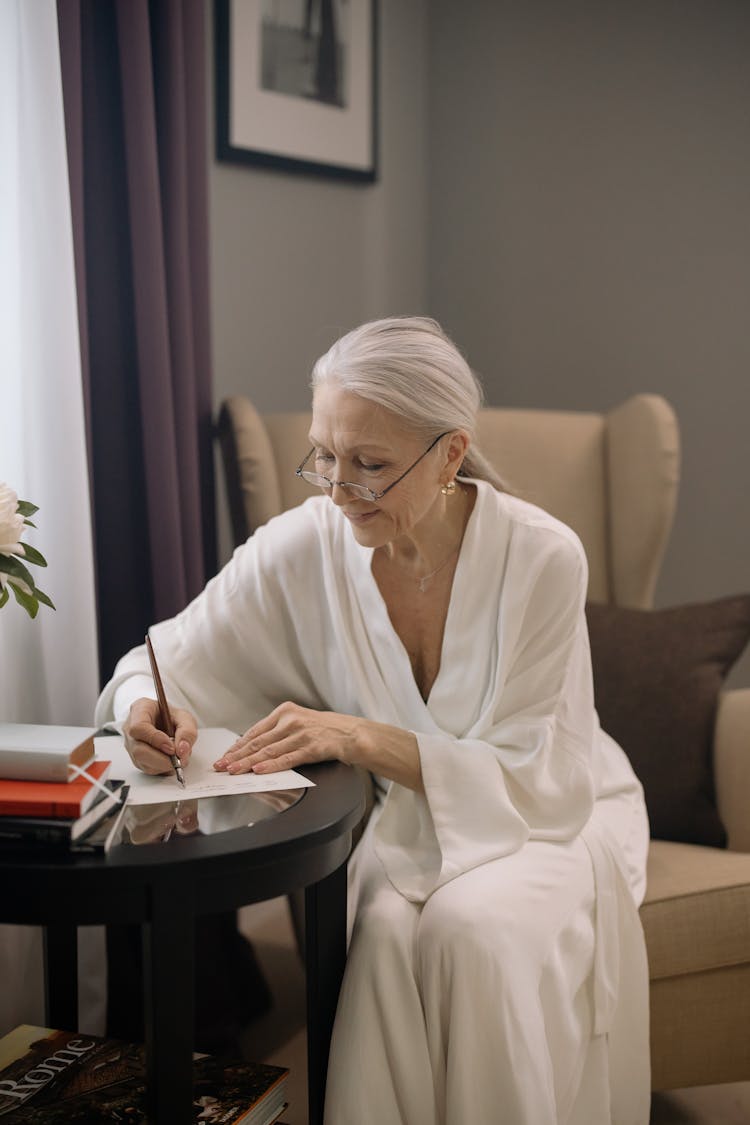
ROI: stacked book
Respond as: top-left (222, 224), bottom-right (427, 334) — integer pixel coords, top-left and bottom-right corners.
top-left (0, 724), bottom-right (127, 852)
top-left (0, 1025), bottom-right (289, 1124)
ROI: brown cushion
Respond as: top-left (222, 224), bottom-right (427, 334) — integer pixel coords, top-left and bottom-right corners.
top-left (585, 596), bottom-right (750, 846)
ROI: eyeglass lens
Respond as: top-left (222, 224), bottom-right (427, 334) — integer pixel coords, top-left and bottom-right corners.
top-left (299, 473), bottom-right (374, 500)
top-left (296, 432), bottom-right (449, 502)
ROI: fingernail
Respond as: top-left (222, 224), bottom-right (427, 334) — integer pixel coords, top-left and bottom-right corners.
top-left (178, 740), bottom-right (190, 756)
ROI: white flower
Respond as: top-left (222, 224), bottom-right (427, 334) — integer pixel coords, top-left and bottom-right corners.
top-left (0, 482), bottom-right (26, 556)
top-left (0, 483), bottom-right (54, 616)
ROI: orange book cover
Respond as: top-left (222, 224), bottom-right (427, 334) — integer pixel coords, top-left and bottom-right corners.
top-left (0, 761), bottom-right (111, 818)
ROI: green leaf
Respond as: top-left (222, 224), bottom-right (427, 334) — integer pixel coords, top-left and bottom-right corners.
top-left (10, 582), bottom-right (38, 618)
top-left (34, 587), bottom-right (56, 610)
top-left (17, 501), bottom-right (39, 517)
top-left (0, 586), bottom-right (8, 609)
top-left (20, 543), bottom-right (47, 568)
top-left (0, 554), bottom-right (36, 589)
top-left (22, 518), bottom-right (37, 529)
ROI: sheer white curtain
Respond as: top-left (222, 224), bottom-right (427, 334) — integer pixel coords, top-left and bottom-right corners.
top-left (0, 0), bottom-right (100, 1035)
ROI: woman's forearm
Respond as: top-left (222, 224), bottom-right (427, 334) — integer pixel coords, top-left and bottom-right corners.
top-left (350, 719), bottom-right (423, 792)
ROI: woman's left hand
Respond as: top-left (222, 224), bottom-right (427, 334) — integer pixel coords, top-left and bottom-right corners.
top-left (212, 702), bottom-right (363, 775)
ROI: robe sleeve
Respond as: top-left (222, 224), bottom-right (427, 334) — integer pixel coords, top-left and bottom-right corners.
top-left (373, 524), bottom-right (597, 902)
top-left (94, 504), bottom-right (331, 733)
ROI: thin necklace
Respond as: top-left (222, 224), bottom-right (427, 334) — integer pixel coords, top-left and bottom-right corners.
top-left (414, 544), bottom-right (460, 593)
top-left (385, 488), bottom-right (467, 591)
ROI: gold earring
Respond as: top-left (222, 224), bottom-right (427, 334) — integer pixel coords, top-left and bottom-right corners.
top-left (441, 480), bottom-right (456, 496)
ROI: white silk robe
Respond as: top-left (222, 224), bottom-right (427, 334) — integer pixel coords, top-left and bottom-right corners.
top-left (96, 482), bottom-right (651, 1125)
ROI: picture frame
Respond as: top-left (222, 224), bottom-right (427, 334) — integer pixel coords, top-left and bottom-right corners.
top-left (215, 0), bottom-right (378, 183)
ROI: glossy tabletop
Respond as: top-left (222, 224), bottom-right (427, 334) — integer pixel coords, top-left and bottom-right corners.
top-left (0, 760), bottom-right (367, 1125)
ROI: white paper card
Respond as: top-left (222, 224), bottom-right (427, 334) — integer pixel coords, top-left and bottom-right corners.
top-left (94, 728), bottom-right (314, 806)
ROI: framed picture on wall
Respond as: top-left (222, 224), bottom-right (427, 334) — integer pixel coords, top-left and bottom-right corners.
top-left (215, 0), bottom-right (378, 182)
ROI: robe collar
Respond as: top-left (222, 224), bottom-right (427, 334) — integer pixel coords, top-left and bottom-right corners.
top-left (338, 479), bottom-right (505, 737)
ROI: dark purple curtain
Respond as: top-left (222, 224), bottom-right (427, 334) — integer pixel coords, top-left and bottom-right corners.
top-left (55, 4), bottom-right (267, 1052)
top-left (57, 0), bottom-right (216, 685)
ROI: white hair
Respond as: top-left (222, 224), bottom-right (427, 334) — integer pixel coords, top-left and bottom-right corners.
top-left (311, 316), bottom-right (507, 489)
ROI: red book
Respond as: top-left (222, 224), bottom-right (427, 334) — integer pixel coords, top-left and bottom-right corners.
top-left (0, 761), bottom-right (112, 818)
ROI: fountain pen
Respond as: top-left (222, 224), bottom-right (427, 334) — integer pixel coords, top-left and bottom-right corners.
top-left (145, 633), bottom-right (186, 788)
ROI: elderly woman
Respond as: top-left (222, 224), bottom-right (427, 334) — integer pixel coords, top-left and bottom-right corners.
top-left (96, 317), bottom-right (650, 1125)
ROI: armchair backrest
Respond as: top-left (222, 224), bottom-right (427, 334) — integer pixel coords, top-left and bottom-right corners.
top-left (216, 393), bottom-right (680, 608)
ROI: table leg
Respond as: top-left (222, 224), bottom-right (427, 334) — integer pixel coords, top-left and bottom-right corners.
top-left (43, 924), bottom-right (78, 1030)
top-left (305, 861), bottom-right (347, 1125)
top-left (142, 881), bottom-right (195, 1125)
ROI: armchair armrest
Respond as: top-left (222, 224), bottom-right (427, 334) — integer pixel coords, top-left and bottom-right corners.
top-left (216, 396), bottom-right (283, 543)
top-left (606, 394), bottom-right (680, 609)
top-left (715, 688), bottom-right (750, 852)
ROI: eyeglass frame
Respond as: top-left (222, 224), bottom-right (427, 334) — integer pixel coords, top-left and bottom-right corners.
top-left (295, 431), bottom-right (451, 503)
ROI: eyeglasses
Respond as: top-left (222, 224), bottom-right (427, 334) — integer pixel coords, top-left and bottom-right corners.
top-left (295, 432), bottom-right (450, 503)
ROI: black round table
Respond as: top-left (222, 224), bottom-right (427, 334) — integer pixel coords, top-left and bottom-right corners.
top-left (0, 760), bottom-right (366, 1125)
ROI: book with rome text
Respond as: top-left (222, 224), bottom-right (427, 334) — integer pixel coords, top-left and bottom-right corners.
top-left (0, 1026), bottom-right (289, 1125)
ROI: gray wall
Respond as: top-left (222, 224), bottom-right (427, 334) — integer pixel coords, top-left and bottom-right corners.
top-left (209, 0), bottom-right (430, 561)
top-left (210, 0), bottom-right (429, 417)
top-left (428, 0), bottom-right (749, 683)
top-left (209, 0), bottom-right (749, 682)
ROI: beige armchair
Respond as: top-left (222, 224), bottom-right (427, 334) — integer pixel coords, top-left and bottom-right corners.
top-left (216, 392), bottom-right (750, 1092)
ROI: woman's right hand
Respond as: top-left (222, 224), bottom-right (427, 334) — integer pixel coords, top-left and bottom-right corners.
top-left (123, 697), bottom-right (197, 775)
